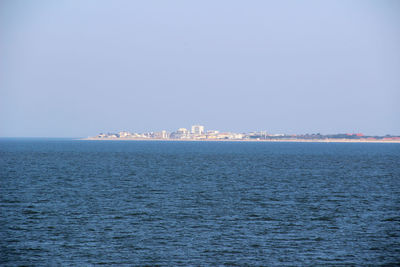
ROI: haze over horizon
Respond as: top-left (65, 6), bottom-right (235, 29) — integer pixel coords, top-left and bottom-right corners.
top-left (1, 0), bottom-right (399, 137)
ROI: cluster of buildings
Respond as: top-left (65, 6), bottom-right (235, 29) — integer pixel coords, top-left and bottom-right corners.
top-left (95, 125), bottom-right (249, 140)
top-left (92, 125), bottom-right (400, 141)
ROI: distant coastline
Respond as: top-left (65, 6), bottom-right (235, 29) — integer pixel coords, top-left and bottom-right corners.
top-left (82, 137), bottom-right (400, 143)
top-left (84, 124), bottom-right (400, 143)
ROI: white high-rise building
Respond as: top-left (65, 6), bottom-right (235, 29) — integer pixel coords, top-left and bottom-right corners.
top-left (161, 130), bottom-right (168, 139)
top-left (191, 125), bottom-right (205, 135)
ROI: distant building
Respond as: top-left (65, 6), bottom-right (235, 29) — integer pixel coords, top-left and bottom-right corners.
top-left (216, 132), bottom-right (231, 139)
top-left (232, 133), bottom-right (244, 139)
top-left (177, 128), bottom-right (188, 135)
top-left (153, 130), bottom-right (168, 139)
top-left (191, 125), bottom-right (205, 135)
top-left (207, 130), bottom-right (219, 135)
top-left (171, 128), bottom-right (190, 139)
top-left (119, 131), bottom-right (131, 138)
top-left (206, 130), bottom-right (219, 139)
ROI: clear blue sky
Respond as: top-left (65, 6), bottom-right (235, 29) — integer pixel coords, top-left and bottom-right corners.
top-left (1, 0), bottom-right (399, 137)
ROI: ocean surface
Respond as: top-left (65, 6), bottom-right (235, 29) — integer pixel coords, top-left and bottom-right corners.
top-left (1, 139), bottom-right (399, 266)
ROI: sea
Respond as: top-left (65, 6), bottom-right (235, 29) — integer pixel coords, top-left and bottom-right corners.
top-left (1, 139), bottom-right (399, 266)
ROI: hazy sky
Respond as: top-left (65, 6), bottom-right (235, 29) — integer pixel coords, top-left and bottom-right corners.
top-left (1, 0), bottom-right (399, 137)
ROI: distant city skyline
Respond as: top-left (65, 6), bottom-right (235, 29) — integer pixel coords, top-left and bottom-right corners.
top-left (87, 124), bottom-right (400, 142)
top-left (94, 124), bottom-right (378, 137)
top-left (1, 0), bottom-right (399, 137)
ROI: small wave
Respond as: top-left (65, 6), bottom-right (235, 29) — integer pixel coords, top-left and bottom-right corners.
top-left (22, 209), bottom-right (39, 215)
top-left (311, 216), bottom-right (333, 221)
top-left (383, 217), bottom-right (400, 222)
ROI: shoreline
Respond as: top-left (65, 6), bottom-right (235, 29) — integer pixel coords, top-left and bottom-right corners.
top-left (80, 138), bottom-right (400, 144)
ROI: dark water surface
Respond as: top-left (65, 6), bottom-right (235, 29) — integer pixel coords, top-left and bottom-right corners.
top-left (1, 139), bottom-right (399, 266)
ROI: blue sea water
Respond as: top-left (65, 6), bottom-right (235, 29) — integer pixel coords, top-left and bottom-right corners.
top-left (1, 139), bottom-right (399, 266)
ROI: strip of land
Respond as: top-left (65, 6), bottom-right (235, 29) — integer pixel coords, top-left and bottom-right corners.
top-left (84, 126), bottom-right (400, 143)
top-left (82, 137), bottom-right (400, 143)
